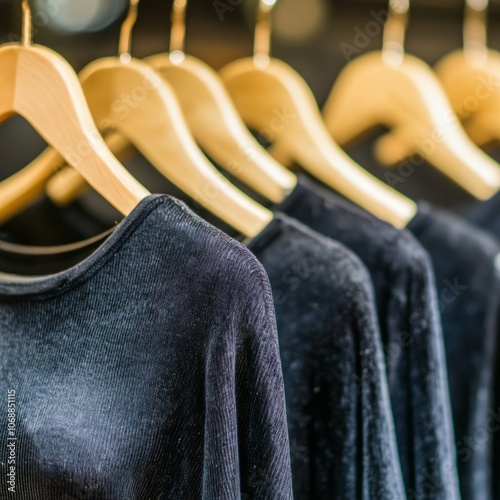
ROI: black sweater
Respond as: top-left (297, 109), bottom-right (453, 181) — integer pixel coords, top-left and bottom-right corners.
top-left (0, 196), bottom-right (293, 499)
top-left (276, 176), bottom-right (460, 500)
top-left (408, 202), bottom-right (500, 500)
top-left (248, 213), bottom-right (405, 499)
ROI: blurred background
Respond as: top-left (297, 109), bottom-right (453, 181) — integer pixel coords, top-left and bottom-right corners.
top-left (4, 0), bottom-right (500, 100)
top-left (2, 0), bottom-right (500, 214)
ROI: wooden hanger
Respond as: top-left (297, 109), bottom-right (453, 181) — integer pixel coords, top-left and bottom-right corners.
top-left (0, 0), bottom-right (149, 224)
top-left (45, 133), bottom-right (136, 207)
top-left (144, 0), bottom-right (297, 204)
top-left (219, 0), bottom-right (416, 229)
top-left (10, 0), bottom-right (273, 237)
top-left (51, 0), bottom-right (296, 206)
top-left (323, 0), bottom-right (500, 200)
top-left (435, 0), bottom-right (500, 147)
top-left (49, 0), bottom-right (296, 208)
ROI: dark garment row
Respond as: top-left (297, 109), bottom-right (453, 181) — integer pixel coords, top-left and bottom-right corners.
top-left (279, 177), bottom-right (500, 500)
top-left (1, 173), bottom-right (500, 499)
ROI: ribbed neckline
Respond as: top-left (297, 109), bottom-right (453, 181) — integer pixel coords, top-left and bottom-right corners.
top-left (0, 195), bottom-right (166, 300)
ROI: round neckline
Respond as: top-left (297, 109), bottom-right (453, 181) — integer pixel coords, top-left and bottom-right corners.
top-left (0, 195), bottom-right (164, 300)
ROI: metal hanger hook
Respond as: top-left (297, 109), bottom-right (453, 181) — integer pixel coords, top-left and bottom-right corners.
top-left (254, 0), bottom-right (277, 67)
top-left (382, 0), bottom-right (409, 66)
top-left (21, 0), bottom-right (33, 47)
top-left (170, 0), bottom-right (188, 64)
top-left (464, 0), bottom-right (489, 64)
top-left (119, 0), bottom-right (140, 63)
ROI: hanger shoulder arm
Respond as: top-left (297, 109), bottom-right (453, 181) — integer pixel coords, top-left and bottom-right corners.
top-left (221, 57), bottom-right (417, 228)
top-left (50, 57), bottom-right (271, 237)
top-left (0, 45), bottom-right (149, 217)
top-left (147, 53), bottom-right (297, 203)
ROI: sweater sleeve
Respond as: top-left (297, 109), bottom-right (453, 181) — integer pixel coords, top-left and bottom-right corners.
top-left (234, 257), bottom-right (293, 500)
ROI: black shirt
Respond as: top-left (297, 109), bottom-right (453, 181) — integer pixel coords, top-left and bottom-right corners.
top-left (248, 213), bottom-right (406, 499)
top-left (408, 202), bottom-right (500, 500)
top-left (275, 176), bottom-right (460, 499)
top-left (0, 196), bottom-right (293, 499)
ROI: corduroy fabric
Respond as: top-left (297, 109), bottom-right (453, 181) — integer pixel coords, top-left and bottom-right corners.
top-left (408, 202), bottom-right (500, 500)
top-left (0, 195), bottom-right (293, 500)
top-left (247, 213), bottom-right (406, 500)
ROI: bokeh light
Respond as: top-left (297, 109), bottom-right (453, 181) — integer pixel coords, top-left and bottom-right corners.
top-left (34, 0), bottom-right (128, 33)
top-left (273, 0), bottom-right (329, 44)
top-left (244, 0), bottom-right (329, 45)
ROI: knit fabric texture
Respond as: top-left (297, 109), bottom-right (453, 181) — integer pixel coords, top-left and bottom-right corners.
top-left (408, 202), bottom-right (500, 500)
top-left (464, 191), bottom-right (500, 500)
top-left (275, 176), bottom-right (460, 500)
top-left (0, 195), bottom-right (293, 500)
top-left (248, 213), bottom-right (406, 500)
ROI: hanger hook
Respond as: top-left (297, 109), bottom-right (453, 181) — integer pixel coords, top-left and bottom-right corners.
top-left (119, 0), bottom-right (140, 63)
top-left (170, 0), bottom-right (188, 63)
top-left (21, 0), bottom-right (33, 47)
top-left (464, 0), bottom-right (488, 65)
top-left (382, 0), bottom-right (409, 66)
top-left (254, 0), bottom-right (277, 67)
